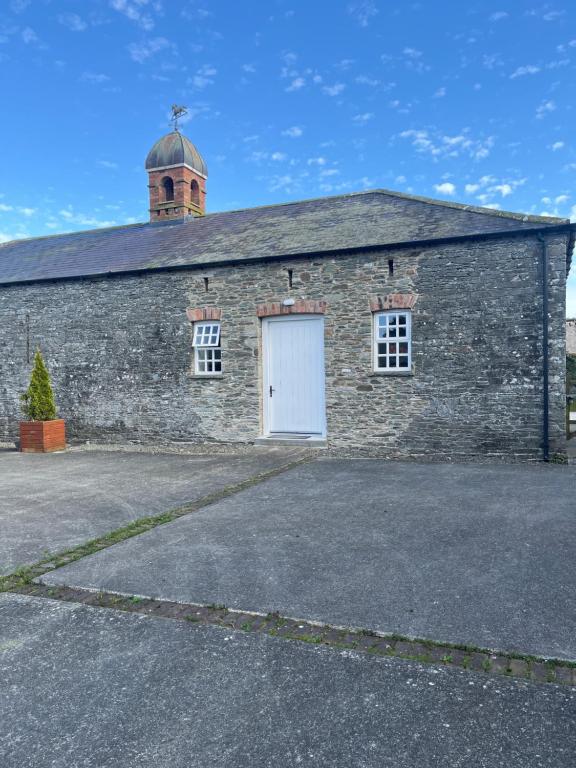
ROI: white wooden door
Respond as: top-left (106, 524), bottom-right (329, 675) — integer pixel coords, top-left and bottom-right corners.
top-left (263, 315), bottom-right (326, 435)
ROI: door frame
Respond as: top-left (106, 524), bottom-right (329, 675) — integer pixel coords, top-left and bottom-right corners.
top-left (261, 314), bottom-right (327, 437)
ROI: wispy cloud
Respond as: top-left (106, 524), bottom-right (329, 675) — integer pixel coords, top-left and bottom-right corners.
top-left (399, 129), bottom-right (494, 161)
top-left (510, 64), bottom-right (540, 78)
top-left (489, 11), bottom-right (509, 21)
top-left (282, 126), bottom-right (303, 138)
top-left (322, 83), bottom-right (345, 97)
top-left (80, 72), bottom-right (111, 84)
top-left (110, 0), bottom-right (158, 31)
top-left (536, 99), bottom-right (556, 119)
top-left (353, 112), bottom-right (374, 124)
top-left (286, 77), bottom-right (305, 92)
top-left (189, 64), bottom-right (217, 89)
top-left (58, 13), bottom-right (88, 32)
top-left (128, 37), bottom-right (174, 63)
top-left (347, 1), bottom-right (378, 27)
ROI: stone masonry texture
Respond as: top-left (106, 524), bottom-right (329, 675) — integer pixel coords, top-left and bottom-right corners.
top-left (0, 233), bottom-right (568, 461)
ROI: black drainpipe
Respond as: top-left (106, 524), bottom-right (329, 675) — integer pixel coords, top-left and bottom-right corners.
top-left (538, 234), bottom-right (549, 462)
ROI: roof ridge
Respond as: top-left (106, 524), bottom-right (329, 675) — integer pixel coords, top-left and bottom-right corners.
top-left (201, 188), bottom-right (567, 225)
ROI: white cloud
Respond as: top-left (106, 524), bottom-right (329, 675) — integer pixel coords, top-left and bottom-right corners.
top-left (307, 157), bottom-right (327, 166)
top-left (286, 77), bottom-right (305, 92)
top-left (190, 64), bottom-right (217, 89)
top-left (322, 83), bottom-right (345, 97)
top-left (510, 64), bottom-right (540, 79)
top-left (434, 87), bottom-right (447, 98)
top-left (490, 11), bottom-right (509, 21)
top-left (80, 72), bottom-right (111, 84)
top-left (97, 160), bottom-right (118, 169)
top-left (492, 184), bottom-right (513, 197)
top-left (551, 141), bottom-right (565, 151)
top-left (347, 1), bottom-right (378, 27)
top-left (0, 203), bottom-right (14, 212)
top-left (483, 203), bottom-right (501, 210)
top-left (128, 37), bottom-right (173, 63)
top-left (0, 231), bottom-right (29, 243)
top-left (536, 99), bottom-right (556, 119)
top-left (58, 13), bottom-right (88, 32)
top-left (434, 182), bottom-right (456, 196)
top-left (10, 0), bottom-right (31, 12)
top-left (353, 112), bottom-right (374, 124)
top-left (399, 129), bottom-right (494, 161)
top-left (242, 63), bottom-right (256, 73)
top-left (270, 152), bottom-right (286, 161)
top-left (403, 47), bottom-right (422, 59)
top-left (282, 126), bottom-right (303, 138)
top-left (555, 194), bottom-right (569, 205)
top-left (21, 27), bottom-right (37, 44)
top-left (110, 0), bottom-right (156, 31)
top-left (465, 184), bottom-right (480, 194)
top-left (355, 75), bottom-right (379, 86)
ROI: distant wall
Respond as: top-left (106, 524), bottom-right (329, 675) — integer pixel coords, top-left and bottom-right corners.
top-left (567, 319), bottom-right (576, 356)
top-left (0, 233), bottom-right (568, 461)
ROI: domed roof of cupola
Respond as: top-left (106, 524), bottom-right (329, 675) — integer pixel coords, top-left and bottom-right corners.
top-left (145, 131), bottom-right (208, 177)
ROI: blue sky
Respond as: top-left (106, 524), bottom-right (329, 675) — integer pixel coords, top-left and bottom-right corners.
top-left (1, 0), bottom-right (575, 313)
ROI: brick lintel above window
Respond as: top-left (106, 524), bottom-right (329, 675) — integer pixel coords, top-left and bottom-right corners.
top-left (369, 293), bottom-right (417, 313)
top-left (256, 299), bottom-right (327, 318)
top-left (186, 306), bottom-right (222, 322)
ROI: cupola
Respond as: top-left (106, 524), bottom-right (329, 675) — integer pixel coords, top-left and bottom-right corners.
top-left (145, 107), bottom-right (207, 221)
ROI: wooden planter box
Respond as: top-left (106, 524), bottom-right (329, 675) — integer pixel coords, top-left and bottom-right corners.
top-left (19, 419), bottom-right (66, 453)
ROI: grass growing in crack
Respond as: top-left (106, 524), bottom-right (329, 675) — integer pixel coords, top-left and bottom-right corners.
top-left (240, 622), bottom-right (253, 631)
top-left (0, 453), bottom-right (313, 594)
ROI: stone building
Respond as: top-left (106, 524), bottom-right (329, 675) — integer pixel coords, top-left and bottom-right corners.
top-left (0, 130), bottom-right (573, 460)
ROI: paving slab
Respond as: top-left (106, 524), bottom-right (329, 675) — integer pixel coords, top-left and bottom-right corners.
top-left (43, 459), bottom-right (576, 660)
top-left (0, 447), bottom-right (303, 574)
top-left (1, 593), bottom-right (575, 768)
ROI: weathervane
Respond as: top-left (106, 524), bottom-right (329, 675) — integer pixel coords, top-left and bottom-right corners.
top-left (170, 104), bottom-right (188, 132)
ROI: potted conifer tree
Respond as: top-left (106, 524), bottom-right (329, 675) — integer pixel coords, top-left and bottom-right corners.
top-left (19, 349), bottom-right (66, 453)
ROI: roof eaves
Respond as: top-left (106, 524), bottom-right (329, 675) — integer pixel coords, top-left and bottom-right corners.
top-left (1, 222), bottom-right (573, 288)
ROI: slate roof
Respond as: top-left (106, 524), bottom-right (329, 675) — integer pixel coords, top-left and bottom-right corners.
top-left (0, 189), bottom-right (571, 286)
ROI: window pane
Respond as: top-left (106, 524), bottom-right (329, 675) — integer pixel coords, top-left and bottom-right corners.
top-left (389, 343), bottom-right (397, 354)
top-left (399, 327), bottom-right (406, 337)
top-left (389, 316), bottom-right (397, 325)
top-left (399, 342), bottom-right (408, 353)
top-left (194, 322), bottom-right (221, 347)
top-left (389, 328), bottom-right (396, 337)
top-left (399, 356), bottom-right (409, 368)
top-left (398, 315), bottom-right (406, 325)
top-left (389, 357), bottom-right (397, 367)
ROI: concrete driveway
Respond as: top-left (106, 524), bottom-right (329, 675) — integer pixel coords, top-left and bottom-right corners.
top-left (42, 459), bottom-right (576, 659)
top-left (1, 593), bottom-right (574, 768)
top-left (0, 447), bottom-right (304, 575)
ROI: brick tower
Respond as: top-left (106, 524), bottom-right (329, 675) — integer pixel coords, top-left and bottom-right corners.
top-left (145, 130), bottom-right (207, 221)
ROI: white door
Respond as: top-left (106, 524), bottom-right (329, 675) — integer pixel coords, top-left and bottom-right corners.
top-left (262, 315), bottom-right (326, 435)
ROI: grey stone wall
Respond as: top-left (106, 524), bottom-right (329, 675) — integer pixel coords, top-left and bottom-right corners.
top-left (0, 232), bottom-right (568, 460)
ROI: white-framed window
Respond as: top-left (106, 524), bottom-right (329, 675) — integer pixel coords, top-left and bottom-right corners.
top-left (374, 311), bottom-right (411, 372)
top-left (193, 322), bottom-right (222, 375)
